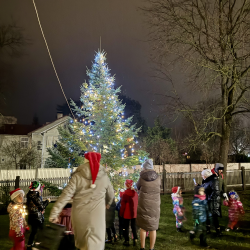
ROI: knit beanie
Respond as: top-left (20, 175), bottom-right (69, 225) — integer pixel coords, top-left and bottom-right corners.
top-left (201, 169), bottom-right (213, 178)
top-left (84, 152), bottom-right (101, 189)
top-left (142, 159), bottom-right (154, 170)
top-left (10, 188), bottom-right (24, 201)
top-left (29, 181), bottom-right (41, 191)
top-left (229, 190), bottom-right (239, 200)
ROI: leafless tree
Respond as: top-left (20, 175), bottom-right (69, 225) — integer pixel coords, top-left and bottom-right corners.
top-left (143, 0), bottom-right (250, 189)
top-left (0, 22), bottom-right (28, 57)
top-left (1, 139), bottom-right (41, 169)
top-left (229, 118), bottom-right (250, 156)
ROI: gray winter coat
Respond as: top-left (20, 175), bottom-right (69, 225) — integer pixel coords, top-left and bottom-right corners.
top-left (136, 169), bottom-right (161, 231)
top-left (49, 163), bottom-right (114, 250)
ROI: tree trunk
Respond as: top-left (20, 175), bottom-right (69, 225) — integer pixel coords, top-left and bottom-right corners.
top-left (219, 117), bottom-right (232, 193)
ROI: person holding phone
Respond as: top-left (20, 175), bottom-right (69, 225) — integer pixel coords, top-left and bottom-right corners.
top-left (199, 169), bottom-right (222, 236)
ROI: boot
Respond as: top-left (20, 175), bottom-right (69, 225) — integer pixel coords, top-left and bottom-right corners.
top-left (206, 225), bottom-right (211, 234)
top-left (177, 228), bottom-right (184, 232)
top-left (26, 243), bottom-right (34, 250)
top-left (189, 231), bottom-right (195, 241)
top-left (123, 240), bottom-right (130, 246)
top-left (216, 227), bottom-right (222, 237)
top-left (133, 239), bottom-right (138, 246)
top-left (114, 234), bottom-right (118, 242)
top-left (105, 239), bottom-right (113, 244)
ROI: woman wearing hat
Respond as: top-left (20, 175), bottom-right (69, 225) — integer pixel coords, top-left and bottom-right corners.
top-left (49, 152), bottom-right (114, 250)
top-left (8, 188), bottom-right (27, 250)
top-left (136, 159), bottom-right (161, 250)
top-left (26, 181), bottom-right (50, 250)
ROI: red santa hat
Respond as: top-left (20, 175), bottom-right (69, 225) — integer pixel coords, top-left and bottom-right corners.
top-left (9, 188), bottom-right (24, 201)
top-left (84, 152), bottom-right (101, 189)
top-left (125, 179), bottom-right (134, 189)
top-left (172, 186), bottom-right (181, 194)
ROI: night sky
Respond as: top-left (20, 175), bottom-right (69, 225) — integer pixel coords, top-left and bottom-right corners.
top-left (0, 0), bottom-right (186, 127)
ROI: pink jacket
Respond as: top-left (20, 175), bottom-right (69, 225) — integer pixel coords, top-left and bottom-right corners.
top-left (223, 198), bottom-right (244, 221)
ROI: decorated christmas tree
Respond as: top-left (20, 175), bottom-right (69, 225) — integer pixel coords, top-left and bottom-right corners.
top-left (71, 51), bottom-right (148, 189)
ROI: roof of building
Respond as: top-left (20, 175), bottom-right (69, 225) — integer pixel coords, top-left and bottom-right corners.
top-left (28, 116), bottom-right (70, 134)
top-left (0, 124), bottom-right (41, 135)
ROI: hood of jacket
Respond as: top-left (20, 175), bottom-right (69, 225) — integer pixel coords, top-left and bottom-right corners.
top-left (140, 169), bottom-right (158, 182)
top-left (75, 162), bottom-right (106, 180)
top-left (124, 188), bottom-right (136, 197)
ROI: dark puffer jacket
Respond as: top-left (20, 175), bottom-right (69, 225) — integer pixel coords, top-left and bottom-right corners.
top-left (192, 196), bottom-right (210, 223)
top-left (201, 175), bottom-right (221, 217)
top-left (27, 190), bottom-right (49, 224)
top-left (136, 169), bottom-right (161, 231)
top-left (106, 199), bottom-right (116, 228)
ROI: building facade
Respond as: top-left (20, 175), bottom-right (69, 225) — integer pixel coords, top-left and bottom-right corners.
top-left (0, 115), bottom-right (69, 169)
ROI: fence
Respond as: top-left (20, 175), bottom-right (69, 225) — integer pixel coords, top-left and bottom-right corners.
top-left (0, 177), bottom-right (70, 202)
top-left (1, 163), bottom-right (250, 181)
top-left (1, 166), bottom-right (249, 201)
top-left (161, 167), bottom-right (250, 193)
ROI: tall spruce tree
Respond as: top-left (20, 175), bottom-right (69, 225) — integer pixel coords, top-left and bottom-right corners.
top-left (45, 124), bottom-right (86, 169)
top-left (71, 51), bottom-right (148, 189)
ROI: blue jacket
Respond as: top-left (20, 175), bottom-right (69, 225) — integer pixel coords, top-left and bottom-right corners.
top-left (192, 196), bottom-right (210, 223)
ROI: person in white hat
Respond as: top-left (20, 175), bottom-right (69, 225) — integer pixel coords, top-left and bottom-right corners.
top-left (7, 188), bottom-right (27, 250)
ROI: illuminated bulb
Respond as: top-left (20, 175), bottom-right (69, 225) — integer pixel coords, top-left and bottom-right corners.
top-left (14, 206), bottom-right (17, 209)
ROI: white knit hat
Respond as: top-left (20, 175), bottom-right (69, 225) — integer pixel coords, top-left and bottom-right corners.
top-left (201, 169), bottom-right (213, 178)
top-left (142, 159), bottom-right (154, 170)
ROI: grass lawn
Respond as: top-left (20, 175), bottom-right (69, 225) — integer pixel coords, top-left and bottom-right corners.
top-left (0, 191), bottom-right (250, 250)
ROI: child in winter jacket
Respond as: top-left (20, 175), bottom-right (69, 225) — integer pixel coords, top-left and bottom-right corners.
top-left (189, 187), bottom-right (210, 247)
top-left (171, 186), bottom-right (185, 232)
top-left (120, 180), bottom-right (138, 246)
top-left (8, 188), bottom-right (28, 250)
top-left (223, 190), bottom-right (244, 231)
top-left (26, 181), bottom-right (50, 250)
top-left (106, 198), bottom-right (118, 243)
top-left (116, 189), bottom-right (125, 239)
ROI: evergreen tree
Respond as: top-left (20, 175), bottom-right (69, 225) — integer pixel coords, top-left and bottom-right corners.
top-left (45, 124), bottom-right (86, 169)
top-left (71, 51), bottom-right (148, 189)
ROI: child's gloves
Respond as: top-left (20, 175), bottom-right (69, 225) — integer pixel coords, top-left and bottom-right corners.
top-left (26, 226), bottom-right (30, 231)
top-left (223, 193), bottom-right (228, 200)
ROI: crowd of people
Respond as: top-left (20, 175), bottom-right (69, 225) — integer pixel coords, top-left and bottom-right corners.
top-left (7, 153), bottom-right (245, 250)
top-left (171, 163), bottom-right (245, 248)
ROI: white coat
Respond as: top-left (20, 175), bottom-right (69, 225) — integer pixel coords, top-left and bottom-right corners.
top-left (49, 163), bottom-right (114, 250)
